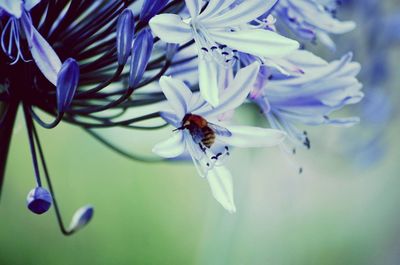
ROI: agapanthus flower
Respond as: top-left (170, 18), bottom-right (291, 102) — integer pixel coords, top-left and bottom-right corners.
top-left (249, 50), bottom-right (363, 148)
top-left (275, 0), bottom-right (355, 50)
top-left (0, 0), bottom-right (180, 235)
top-left (0, 0), bottom-right (364, 235)
top-left (149, 0), bottom-right (299, 106)
top-left (153, 62), bottom-right (286, 212)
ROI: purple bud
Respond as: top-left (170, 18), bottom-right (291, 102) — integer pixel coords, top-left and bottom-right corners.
top-left (56, 58), bottom-right (79, 113)
top-left (129, 28), bottom-right (154, 88)
top-left (140, 0), bottom-right (169, 23)
top-left (117, 9), bottom-right (135, 66)
top-left (26, 187), bottom-right (52, 215)
top-left (68, 205), bottom-right (94, 232)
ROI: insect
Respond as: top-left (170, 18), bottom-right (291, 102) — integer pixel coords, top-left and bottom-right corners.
top-left (177, 114), bottom-right (232, 149)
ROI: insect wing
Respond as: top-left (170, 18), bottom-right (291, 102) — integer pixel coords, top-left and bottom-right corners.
top-left (208, 123), bottom-right (232, 137)
top-left (190, 126), bottom-right (205, 144)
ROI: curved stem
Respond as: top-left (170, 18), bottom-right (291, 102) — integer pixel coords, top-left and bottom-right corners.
top-left (31, 121), bottom-right (73, 236)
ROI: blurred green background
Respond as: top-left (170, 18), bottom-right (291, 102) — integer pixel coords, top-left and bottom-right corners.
top-left (1, 104), bottom-right (400, 265)
top-left (2, 3), bottom-right (400, 265)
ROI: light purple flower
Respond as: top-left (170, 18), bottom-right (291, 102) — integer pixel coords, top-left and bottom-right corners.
top-left (152, 62), bottom-right (286, 212)
top-left (250, 50), bottom-right (363, 147)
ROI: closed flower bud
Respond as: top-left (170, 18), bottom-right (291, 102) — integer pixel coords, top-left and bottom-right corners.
top-left (116, 9), bottom-right (135, 66)
top-left (140, 0), bottom-right (168, 23)
top-left (68, 205), bottom-right (94, 233)
top-left (26, 187), bottom-right (52, 215)
top-left (56, 58), bottom-right (79, 113)
top-left (129, 28), bottom-right (154, 88)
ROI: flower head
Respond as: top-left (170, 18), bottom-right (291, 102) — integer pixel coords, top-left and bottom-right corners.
top-left (251, 50), bottom-right (363, 147)
top-left (153, 62), bottom-right (286, 211)
top-left (149, 0), bottom-right (299, 106)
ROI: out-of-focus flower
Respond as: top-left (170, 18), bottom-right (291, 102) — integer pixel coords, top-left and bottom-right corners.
top-left (250, 50), bottom-right (363, 148)
top-left (275, 0), bottom-right (355, 50)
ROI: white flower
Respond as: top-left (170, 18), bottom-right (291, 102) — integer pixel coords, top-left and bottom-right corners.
top-left (149, 0), bottom-right (299, 106)
top-left (152, 62), bottom-right (286, 212)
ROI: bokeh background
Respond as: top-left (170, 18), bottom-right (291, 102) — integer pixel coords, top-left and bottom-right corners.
top-left (1, 1), bottom-right (400, 265)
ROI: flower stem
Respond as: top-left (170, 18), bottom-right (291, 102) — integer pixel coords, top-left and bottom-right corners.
top-left (0, 100), bottom-right (19, 200)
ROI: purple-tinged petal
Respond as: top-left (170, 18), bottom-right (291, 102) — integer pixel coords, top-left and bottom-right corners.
top-left (202, 0), bottom-right (278, 27)
top-left (0, 0), bottom-right (22, 18)
top-left (198, 62), bottom-right (260, 117)
top-left (149, 14), bottom-right (193, 44)
top-left (153, 132), bottom-right (185, 158)
top-left (185, 0), bottom-right (202, 18)
top-left (21, 11), bottom-right (61, 85)
top-left (24, 0), bottom-right (41, 11)
top-left (207, 166), bottom-right (236, 213)
top-left (159, 76), bottom-right (192, 119)
top-left (198, 58), bottom-right (219, 107)
top-left (209, 29), bottom-right (299, 58)
top-left (220, 126), bottom-right (286, 148)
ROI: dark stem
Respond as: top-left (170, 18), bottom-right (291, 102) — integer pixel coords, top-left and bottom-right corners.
top-left (0, 100), bottom-right (19, 200)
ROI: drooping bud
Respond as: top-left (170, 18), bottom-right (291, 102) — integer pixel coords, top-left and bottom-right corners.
top-left (68, 205), bottom-right (94, 233)
top-left (116, 9), bottom-right (135, 66)
top-left (26, 187), bottom-right (52, 214)
top-left (56, 58), bottom-right (79, 113)
top-left (129, 28), bottom-right (154, 88)
top-left (140, 0), bottom-right (168, 23)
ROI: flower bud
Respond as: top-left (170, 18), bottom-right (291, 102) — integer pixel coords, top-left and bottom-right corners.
top-left (56, 58), bottom-right (79, 113)
top-left (140, 0), bottom-right (168, 23)
top-left (68, 205), bottom-right (94, 233)
top-left (117, 9), bottom-right (135, 66)
top-left (129, 28), bottom-right (154, 88)
top-left (26, 187), bottom-right (52, 214)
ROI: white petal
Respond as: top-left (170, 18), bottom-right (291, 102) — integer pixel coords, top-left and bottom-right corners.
top-left (185, 0), bottom-right (202, 18)
top-left (184, 134), bottom-right (209, 178)
top-left (202, 0), bottom-right (278, 28)
top-left (198, 0), bottom-right (235, 20)
top-left (0, 0), bottom-right (22, 18)
top-left (160, 111), bottom-right (180, 127)
top-left (219, 126), bottom-right (286, 148)
top-left (199, 62), bottom-right (260, 117)
top-left (207, 166), bottom-right (236, 213)
top-left (149, 14), bottom-right (193, 44)
top-left (159, 76), bottom-right (192, 119)
top-left (152, 133), bottom-right (185, 158)
top-left (21, 12), bottom-right (61, 85)
top-left (198, 58), bottom-right (220, 107)
top-left (209, 29), bottom-right (299, 58)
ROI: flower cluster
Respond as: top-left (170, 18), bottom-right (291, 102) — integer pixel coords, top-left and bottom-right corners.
top-left (0, 0), bottom-right (362, 234)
